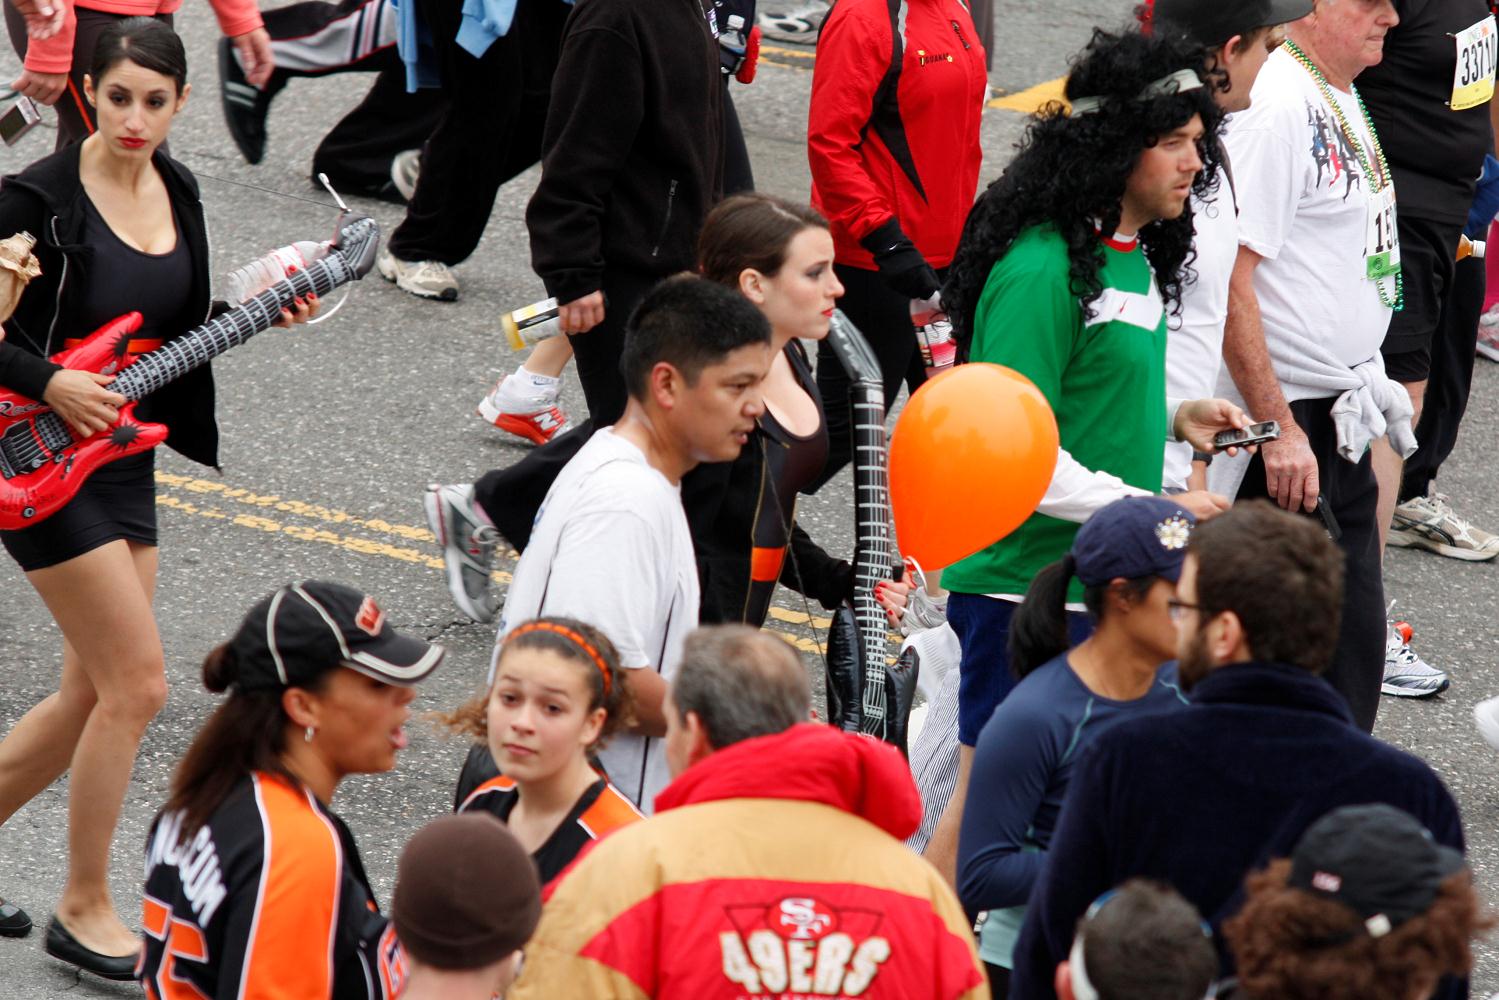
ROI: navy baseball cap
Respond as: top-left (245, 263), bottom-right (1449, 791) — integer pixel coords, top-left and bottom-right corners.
top-left (1289, 804), bottom-right (1466, 935)
top-left (1072, 497), bottom-right (1196, 587)
top-left (1152, 0), bottom-right (1313, 47)
top-left (228, 581), bottom-right (444, 690)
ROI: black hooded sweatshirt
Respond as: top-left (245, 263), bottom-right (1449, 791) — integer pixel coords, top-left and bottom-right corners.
top-left (525, 0), bottom-right (725, 303)
top-left (0, 142), bottom-right (220, 469)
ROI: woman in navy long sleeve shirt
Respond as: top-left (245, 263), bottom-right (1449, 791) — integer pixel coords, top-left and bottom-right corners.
top-left (956, 497), bottom-right (1195, 997)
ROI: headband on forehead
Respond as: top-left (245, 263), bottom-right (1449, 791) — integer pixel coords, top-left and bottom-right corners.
top-left (504, 622), bottom-right (612, 697)
top-left (1070, 68), bottom-right (1204, 116)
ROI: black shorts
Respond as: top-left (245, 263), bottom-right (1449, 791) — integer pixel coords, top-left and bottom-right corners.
top-left (0, 452), bottom-right (158, 572)
top-left (1380, 214), bottom-right (1463, 384)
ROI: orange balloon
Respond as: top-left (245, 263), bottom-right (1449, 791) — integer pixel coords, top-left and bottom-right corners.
top-left (889, 363), bottom-right (1059, 570)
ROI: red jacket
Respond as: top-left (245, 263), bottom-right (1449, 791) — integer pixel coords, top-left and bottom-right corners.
top-left (809, 0), bottom-right (988, 270)
top-left (509, 723), bottom-right (988, 999)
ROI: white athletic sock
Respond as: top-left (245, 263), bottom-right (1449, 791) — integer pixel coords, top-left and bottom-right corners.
top-left (516, 364), bottom-right (560, 388)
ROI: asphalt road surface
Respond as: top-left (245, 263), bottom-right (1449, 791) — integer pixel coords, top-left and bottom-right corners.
top-left (4, 1), bottom-right (1499, 995)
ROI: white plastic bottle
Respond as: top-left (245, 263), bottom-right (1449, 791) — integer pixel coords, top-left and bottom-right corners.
top-left (223, 241), bottom-right (331, 304)
top-left (910, 292), bottom-right (956, 375)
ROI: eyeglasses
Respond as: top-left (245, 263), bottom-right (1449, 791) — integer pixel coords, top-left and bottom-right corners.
top-left (1166, 599), bottom-right (1202, 623)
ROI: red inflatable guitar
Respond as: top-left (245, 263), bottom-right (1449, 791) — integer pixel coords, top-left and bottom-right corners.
top-left (0, 214), bottom-right (380, 530)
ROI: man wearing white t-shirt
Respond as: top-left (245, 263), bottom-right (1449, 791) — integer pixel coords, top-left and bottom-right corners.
top-left (1151, 0), bottom-right (1311, 493)
top-left (1213, 0), bottom-right (1418, 732)
top-left (496, 278), bottom-right (773, 810)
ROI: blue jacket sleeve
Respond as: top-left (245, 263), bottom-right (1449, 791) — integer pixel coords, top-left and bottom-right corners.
top-left (1008, 738), bottom-right (1119, 1000)
top-left (956, 695), bottom-right (1061, 912)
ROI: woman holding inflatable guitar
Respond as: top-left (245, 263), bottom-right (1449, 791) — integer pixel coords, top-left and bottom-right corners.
top-left (0, 18), bottom-right (315, 979)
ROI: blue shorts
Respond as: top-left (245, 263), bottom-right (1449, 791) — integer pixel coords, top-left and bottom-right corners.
top-left (951, 592), bottom-right (1093, 746)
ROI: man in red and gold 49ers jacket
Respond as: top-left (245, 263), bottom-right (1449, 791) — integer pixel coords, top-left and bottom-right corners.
top-left (509, 625), bottom-right (987, 1000)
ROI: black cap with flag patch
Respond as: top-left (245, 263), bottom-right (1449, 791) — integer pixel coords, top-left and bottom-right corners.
top-left (229, 581), bottom-right (444, 690)
top-left (1288, 803), bottom-right (1466, 936)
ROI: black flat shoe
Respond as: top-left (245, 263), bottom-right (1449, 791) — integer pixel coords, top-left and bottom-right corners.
top-left (44, 916), bottom-right (138, 981)
top-left (0, 897), bottom-right (30, 937)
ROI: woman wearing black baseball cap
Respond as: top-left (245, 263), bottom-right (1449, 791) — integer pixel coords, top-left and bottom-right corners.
top-left (133, 581), bottom-right (443, 998)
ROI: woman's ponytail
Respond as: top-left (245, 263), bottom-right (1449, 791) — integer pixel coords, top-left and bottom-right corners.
top-left (1008, 553), bottom-right (1078, 680)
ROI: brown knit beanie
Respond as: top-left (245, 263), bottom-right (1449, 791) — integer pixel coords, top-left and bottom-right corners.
top-left (392, 813), bottom-right (542, 970)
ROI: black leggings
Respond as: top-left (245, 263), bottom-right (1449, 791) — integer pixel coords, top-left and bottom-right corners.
top-left (1400, 252), bottom-right (1484, 501)
top-left (4, 4), bottom-right (170, 151)
top-left (985, 962), bottom-right (1010, 999)
top-left (812, 263), bottom-right (939, 489)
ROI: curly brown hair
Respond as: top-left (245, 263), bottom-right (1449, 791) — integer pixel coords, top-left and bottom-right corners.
top-left (442, 617), bottom-right (634, 753)
top-left (1223, 859), bottom-right (1492, 999)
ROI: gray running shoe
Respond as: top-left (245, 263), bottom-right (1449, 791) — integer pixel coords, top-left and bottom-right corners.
top-left (1389, 492), bottom-right (1499, 561)
top-left (377, 248), bottom-right (458, 301)
top-left (1380, 623), bottom-right (1449, 698)
top-left (423, 483), bottom-right (499, 622)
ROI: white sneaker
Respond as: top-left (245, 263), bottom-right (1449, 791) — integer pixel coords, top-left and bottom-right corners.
top-left (756, 0), bottom-right (829, 43)
top-left (390, 149), bottom-right (420, 202)
top-left (1381, 624), bottom-right (1449, 698)
top-left (376, 248), bottom-right (458, 301)
top-left (1475, 696), bottom-right (1499, 751)
top-left (1389, 492), bottom-right (1499, 562)
top-left (477, 372), bottom-right (572, 446)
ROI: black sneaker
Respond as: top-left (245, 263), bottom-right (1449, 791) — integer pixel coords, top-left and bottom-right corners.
top-left (217, 38), bottom-right (273, 165)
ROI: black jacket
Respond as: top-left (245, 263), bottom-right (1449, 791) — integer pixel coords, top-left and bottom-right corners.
top-left (526, 0), bottom-right (725, 302)
top-left (1009, 660), bottom-right (1467, 1000)
top-left (0, 143), bottom-right (220, 469)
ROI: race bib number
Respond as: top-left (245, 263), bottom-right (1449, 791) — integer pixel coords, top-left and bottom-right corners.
top-left (1366, 184), bottom-right (1399, 282)
top-left (1452, 15), bottom-right (1497, 111)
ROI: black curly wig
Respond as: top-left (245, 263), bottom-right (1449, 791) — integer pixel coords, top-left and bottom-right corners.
top-left (946, 28), bottom-right (1225, 358)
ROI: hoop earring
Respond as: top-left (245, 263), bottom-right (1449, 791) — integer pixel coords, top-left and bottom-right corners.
top-left (304, 725), bottom-right (316, 743)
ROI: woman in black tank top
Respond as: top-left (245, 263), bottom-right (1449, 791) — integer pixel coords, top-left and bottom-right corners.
top-left (691, 194), bottom-right (851, 627)
top-left (0, 19), bottom-right (313, 977)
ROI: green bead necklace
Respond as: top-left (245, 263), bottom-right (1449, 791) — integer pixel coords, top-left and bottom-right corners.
top-left (1284, 39), bottom-right (1404, 310)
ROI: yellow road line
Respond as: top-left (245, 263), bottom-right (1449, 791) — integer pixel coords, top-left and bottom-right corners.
top-left (987, 76), bottom-right (1069, 113)
top-left (154, 473), bottom-right (831, 652)
top-left (759, 42), bottom-right (818, 66)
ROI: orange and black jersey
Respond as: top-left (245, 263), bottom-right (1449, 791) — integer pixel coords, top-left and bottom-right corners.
top-left (454, 745), bottom-right (643, 884)
top-left (140, 772), bottom-right (404, 1000)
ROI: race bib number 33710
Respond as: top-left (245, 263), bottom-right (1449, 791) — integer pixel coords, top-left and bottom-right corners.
top-left (1452, 15), bottom-right (1497, 111)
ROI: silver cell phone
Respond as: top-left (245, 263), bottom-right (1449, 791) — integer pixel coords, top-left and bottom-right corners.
top-left (0, 97), bottom-right (41, 146)
top-left (1213, 419), bottom-right (1280, 452)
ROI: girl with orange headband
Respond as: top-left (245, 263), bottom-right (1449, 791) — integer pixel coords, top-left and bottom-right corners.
top-left (444, 617), bottom-right (641, 883)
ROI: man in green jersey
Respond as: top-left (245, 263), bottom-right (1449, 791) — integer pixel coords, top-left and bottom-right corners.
top-left (919, 28), bottom-right (1249, 882)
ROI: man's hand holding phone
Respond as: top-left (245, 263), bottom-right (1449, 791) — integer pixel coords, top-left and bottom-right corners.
top-left (1174, 398), bottom-right (1250, 454)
